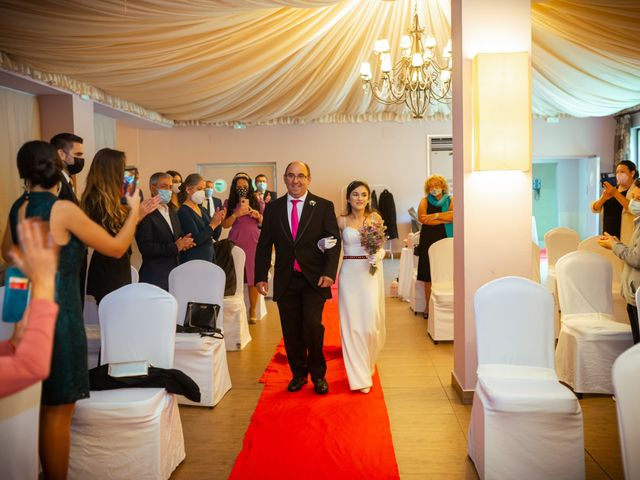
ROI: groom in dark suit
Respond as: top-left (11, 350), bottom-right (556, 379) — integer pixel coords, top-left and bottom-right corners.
top-left (255, 161), bottom-right (341, 394)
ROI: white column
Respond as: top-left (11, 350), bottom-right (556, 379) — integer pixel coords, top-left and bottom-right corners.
top-left (451, 0), bottom-right (533, 401)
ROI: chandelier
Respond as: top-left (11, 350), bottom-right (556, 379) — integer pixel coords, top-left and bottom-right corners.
top-left (359, 2), bottom-right (452, 119)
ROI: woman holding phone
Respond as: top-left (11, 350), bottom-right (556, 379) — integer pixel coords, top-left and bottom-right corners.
top-left (592, 160), bottom-right (637, 243)
top-left (82, 149), bottom-right (159, 305)
top-left (1, 141), bottom-right (142, 480)
top-left (222, 172), bottom-right (263, 322)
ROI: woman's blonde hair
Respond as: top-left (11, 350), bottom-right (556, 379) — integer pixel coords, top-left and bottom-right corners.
top-left (81, 148), bottom-right (128, 234)
top-left (424, 175), bottom-right (450, 195)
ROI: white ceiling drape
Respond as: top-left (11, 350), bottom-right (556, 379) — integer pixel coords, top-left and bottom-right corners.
top-left (0, 0), bottom-right (637, 125)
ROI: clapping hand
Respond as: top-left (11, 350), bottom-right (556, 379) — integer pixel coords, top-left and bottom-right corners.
top-left (602, 182), bottom-right (616, 199)
top-left (210, 207), bottom-right (227, 228)
top-left (317, 236), bottom-right (337, 252)
top-left (139, 195), bottom-right (161, 221)
top-left (597, 231), bottom-right (619, 250)
top-left (175, 233), bottom-right (195, 252)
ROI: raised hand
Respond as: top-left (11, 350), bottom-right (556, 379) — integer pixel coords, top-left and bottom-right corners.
top-left (139, 195), bottom-right (161, 221)
top-left (210, 207), bottom-right (227, 228)
top-left (125, 187), bottom-right (142, 213)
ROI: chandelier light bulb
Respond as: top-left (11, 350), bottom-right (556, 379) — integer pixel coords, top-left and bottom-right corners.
top-left (374, 38), bottom-right (390, 54)
top-left (411, 53), bottom-right (424, 67)
top-left (441, 70), bottom-right (451, 82)
top-left (360, 61), bottom-right (372, 79)
top-left (424, 35), bottom-right (436, 48)
top-left (400, 35), bottom-right (412, 50)
top-left (380, 53), bottom-right (393, 72)
top-left (423, 49), bottom-right (434, 61)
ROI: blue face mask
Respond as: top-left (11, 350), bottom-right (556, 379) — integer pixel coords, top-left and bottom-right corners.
top-left (256, 182), bottom-right (267, 193)
top-left (158, 189), bottom-right (172, 204)
top-left (205, 188), bottom-right (214, 199)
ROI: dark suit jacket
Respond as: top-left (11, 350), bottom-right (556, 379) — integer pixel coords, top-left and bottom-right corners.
top-left (378, 189), bottom-right (398, 239)
top-left (255, 192), bottom-right (341, 301)
top-left (135, 206), bottom-right (182, 290)
top-left (201, 196), bottom-right (223, 241)
top-left (58, 174), bottom-right (78, 204)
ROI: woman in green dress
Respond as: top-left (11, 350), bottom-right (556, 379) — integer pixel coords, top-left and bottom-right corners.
top-left (1, 141), bottom-right (141, 480)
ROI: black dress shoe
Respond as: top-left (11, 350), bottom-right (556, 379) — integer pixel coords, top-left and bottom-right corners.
top-left (313, 377), bottom-right (329, 395)
top-left (287, 377), bottom-right (308, 392)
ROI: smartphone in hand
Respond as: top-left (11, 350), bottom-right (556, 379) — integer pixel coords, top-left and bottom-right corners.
top-left (121, 166), bottom-right (139, 204)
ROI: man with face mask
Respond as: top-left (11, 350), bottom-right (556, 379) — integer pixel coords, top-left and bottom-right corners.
top-left (255, 173), bottom-right (276, 204)
top-left (135, 172), bottom-right (195, 290)
top-left (202, 180), bottom-right (223, 241)
top-left (50, 133), bottom-right (84, 204)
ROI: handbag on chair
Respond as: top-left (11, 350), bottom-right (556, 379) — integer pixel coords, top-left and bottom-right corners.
top-left (177, 302), bottom-right (224, 338)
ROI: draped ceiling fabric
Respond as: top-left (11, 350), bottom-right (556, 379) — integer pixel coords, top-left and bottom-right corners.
top-left (0, 0), bottom-right (637, 126)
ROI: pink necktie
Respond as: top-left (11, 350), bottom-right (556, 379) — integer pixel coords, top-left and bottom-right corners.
top-left (291, 199), bottom-right (302, 272)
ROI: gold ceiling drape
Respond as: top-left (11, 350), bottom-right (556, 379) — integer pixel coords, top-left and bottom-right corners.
top-left (0, 0), bottom-right (637, 125)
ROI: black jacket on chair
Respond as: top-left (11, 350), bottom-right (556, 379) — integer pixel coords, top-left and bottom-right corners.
top-left (135, 206), bottom-right (183, 291)
top-left (378, 189), bottom-right (399, 239)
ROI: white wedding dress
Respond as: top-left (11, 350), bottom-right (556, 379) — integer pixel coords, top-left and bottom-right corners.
top-left (338, 227), bottom-right (386, 391)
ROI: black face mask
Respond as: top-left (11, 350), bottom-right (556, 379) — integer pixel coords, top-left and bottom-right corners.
top-left (237, 187), bottom-right (249, 198)
top-left (67, 156), bottom-right (85, 175)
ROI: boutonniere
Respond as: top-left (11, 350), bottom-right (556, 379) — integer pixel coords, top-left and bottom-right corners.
top-left (309, 200), bottom-right (316, 206)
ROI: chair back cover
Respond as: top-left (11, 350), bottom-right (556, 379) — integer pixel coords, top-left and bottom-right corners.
top-left (99, 283), bottom-right (177, 368)
top-left (544, 227), bottom-right (579, 266)
top-left (474, 276), bottom-right (555, 369)
top-left (230, 246), bottom-right (246, 297)
top-left (428, 237), bottom-right (453, 284)
top-left (578, 235), bottom-right (623, 285)
top-left (130, 265), bottom-right (139, 283)
top-left (168, 260), bottom-right (225, 325)
top-left (556, 251), bottom-right (613, 316)
top-left (531, 241), bottom-right (541, 283)
top-left (612, 342), bottom-right (640, 480)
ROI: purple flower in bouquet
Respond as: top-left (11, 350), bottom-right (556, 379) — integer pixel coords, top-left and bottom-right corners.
top-left (359, 220), bottom-right (387, 275)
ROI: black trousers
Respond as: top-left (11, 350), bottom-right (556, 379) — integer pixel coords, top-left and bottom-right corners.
top-left (626, 303), bottom-right (640, 344)
top-left (276, 271), bottom-right (327, 380)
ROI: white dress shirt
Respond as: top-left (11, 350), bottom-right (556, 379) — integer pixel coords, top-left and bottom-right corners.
top-left (157, 204), bottom-right (173, 233)
top-left (286, 192), bottom-right (308, 231)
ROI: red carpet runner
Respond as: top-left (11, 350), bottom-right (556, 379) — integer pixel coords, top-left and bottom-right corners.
top-left (229, 297), bottom-right (400, 480)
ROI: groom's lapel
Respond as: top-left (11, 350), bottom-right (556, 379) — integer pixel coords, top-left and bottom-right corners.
top-left (294, 193), bottom-right (317, 244)
top-left (279, 198), bottom-right (294, 244)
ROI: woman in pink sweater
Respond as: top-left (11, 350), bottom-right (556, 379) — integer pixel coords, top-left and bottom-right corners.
top-left (0, 218), bottom-right (59, 398)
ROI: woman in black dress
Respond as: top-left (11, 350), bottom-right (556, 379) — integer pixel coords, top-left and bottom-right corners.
top-left (591, 160), bottom-right (636, 243)
top-left (177, 173), bottom-right (226, 264)
top-left (82, 148), bottom-right (159, 304)
top-left (416, 175), bottom-right (454, 318)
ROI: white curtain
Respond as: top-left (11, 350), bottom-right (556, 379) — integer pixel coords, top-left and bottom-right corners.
top-left (94, 113), bottom-right (116, 152)
top-left (0, 86), bottom-right (40, 245)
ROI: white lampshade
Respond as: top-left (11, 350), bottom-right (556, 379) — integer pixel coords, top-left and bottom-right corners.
top-left (441, 70), bottom-right (451, 82)
top-left (411, 53), bottom-right (424, 67)
top-left (374, 38), bottom-right (390, 54)
top-left (360, 61), bottom-right (372, 79)
top-left (424, 35), bottom-right (436, 48)
top-left (423, 49), bottom-right (434, 61)
top-left (473, 52), bottom-right (531, 171)
top-left (400, 35), bottom-right (412, 50)
top-left (380, 53), bottom-right (393, 72)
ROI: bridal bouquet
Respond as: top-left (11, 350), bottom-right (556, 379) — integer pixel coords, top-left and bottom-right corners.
top-left (359, 220), bottom-right (387, 275)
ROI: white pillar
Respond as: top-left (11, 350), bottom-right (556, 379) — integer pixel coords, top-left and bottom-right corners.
top-left (451, 0), bottom-right (533, 401)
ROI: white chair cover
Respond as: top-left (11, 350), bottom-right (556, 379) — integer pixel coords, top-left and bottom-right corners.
top-left (531, 241), bottom-right (541, 283)
top-left (0, 382), bottom-right (41, 480)
top-left (168, 260), bottom-right (232, 406)
top-left (70, 283), bottom-right (185, 480)
top-left (555, 251), bottom-right (633, 394)
top-left (130, 265), bottom-right (139, 283)
top-left (427, 237), bottom-right (453, 341)
top-left (409, 273), bottom-right (426, 314)
top-left (468, 276), bottom-right (584, 480)
top-left (612, 342), bottom-right (640, 480)
top-left (578, 235), bottom-right (627, 322)
top-left (397, 247), bottom-right (414, 301)
top-left (543, 226), bottom-right (579, 295)
top-left (223, 247), bottom-right (252, 351)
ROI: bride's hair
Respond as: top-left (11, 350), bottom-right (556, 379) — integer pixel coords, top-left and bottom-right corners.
top-left (345, 180), bottom-right (373, 216)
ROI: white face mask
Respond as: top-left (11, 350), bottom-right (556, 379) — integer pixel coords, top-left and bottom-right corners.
top-left (629, 199), bottom-right (640, 217)
top-left (171, 183), bottom-right (181, 194)
top-left (190, 190), bottom-right (205, 205)
top-left (616, 173), bottom-right (630, 186)
top-left (429, 188), bottom-right (443, 197)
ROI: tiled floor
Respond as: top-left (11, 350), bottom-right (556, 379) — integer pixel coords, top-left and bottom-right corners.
top-left (172, 260), bottom-right (624, 479)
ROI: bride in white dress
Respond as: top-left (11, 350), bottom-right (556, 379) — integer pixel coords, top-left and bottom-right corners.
top-left (338, 181), bottom-right (386, 394)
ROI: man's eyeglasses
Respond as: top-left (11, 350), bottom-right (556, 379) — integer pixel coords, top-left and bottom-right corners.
top-left (286, 173), bottom-right (308, 181)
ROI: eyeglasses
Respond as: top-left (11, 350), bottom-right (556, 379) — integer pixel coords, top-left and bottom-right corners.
top-left (286, 173), bottom-right (308, 181)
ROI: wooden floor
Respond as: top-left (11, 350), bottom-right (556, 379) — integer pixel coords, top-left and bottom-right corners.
top-left (171, 297), bottom-right (624, 479)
